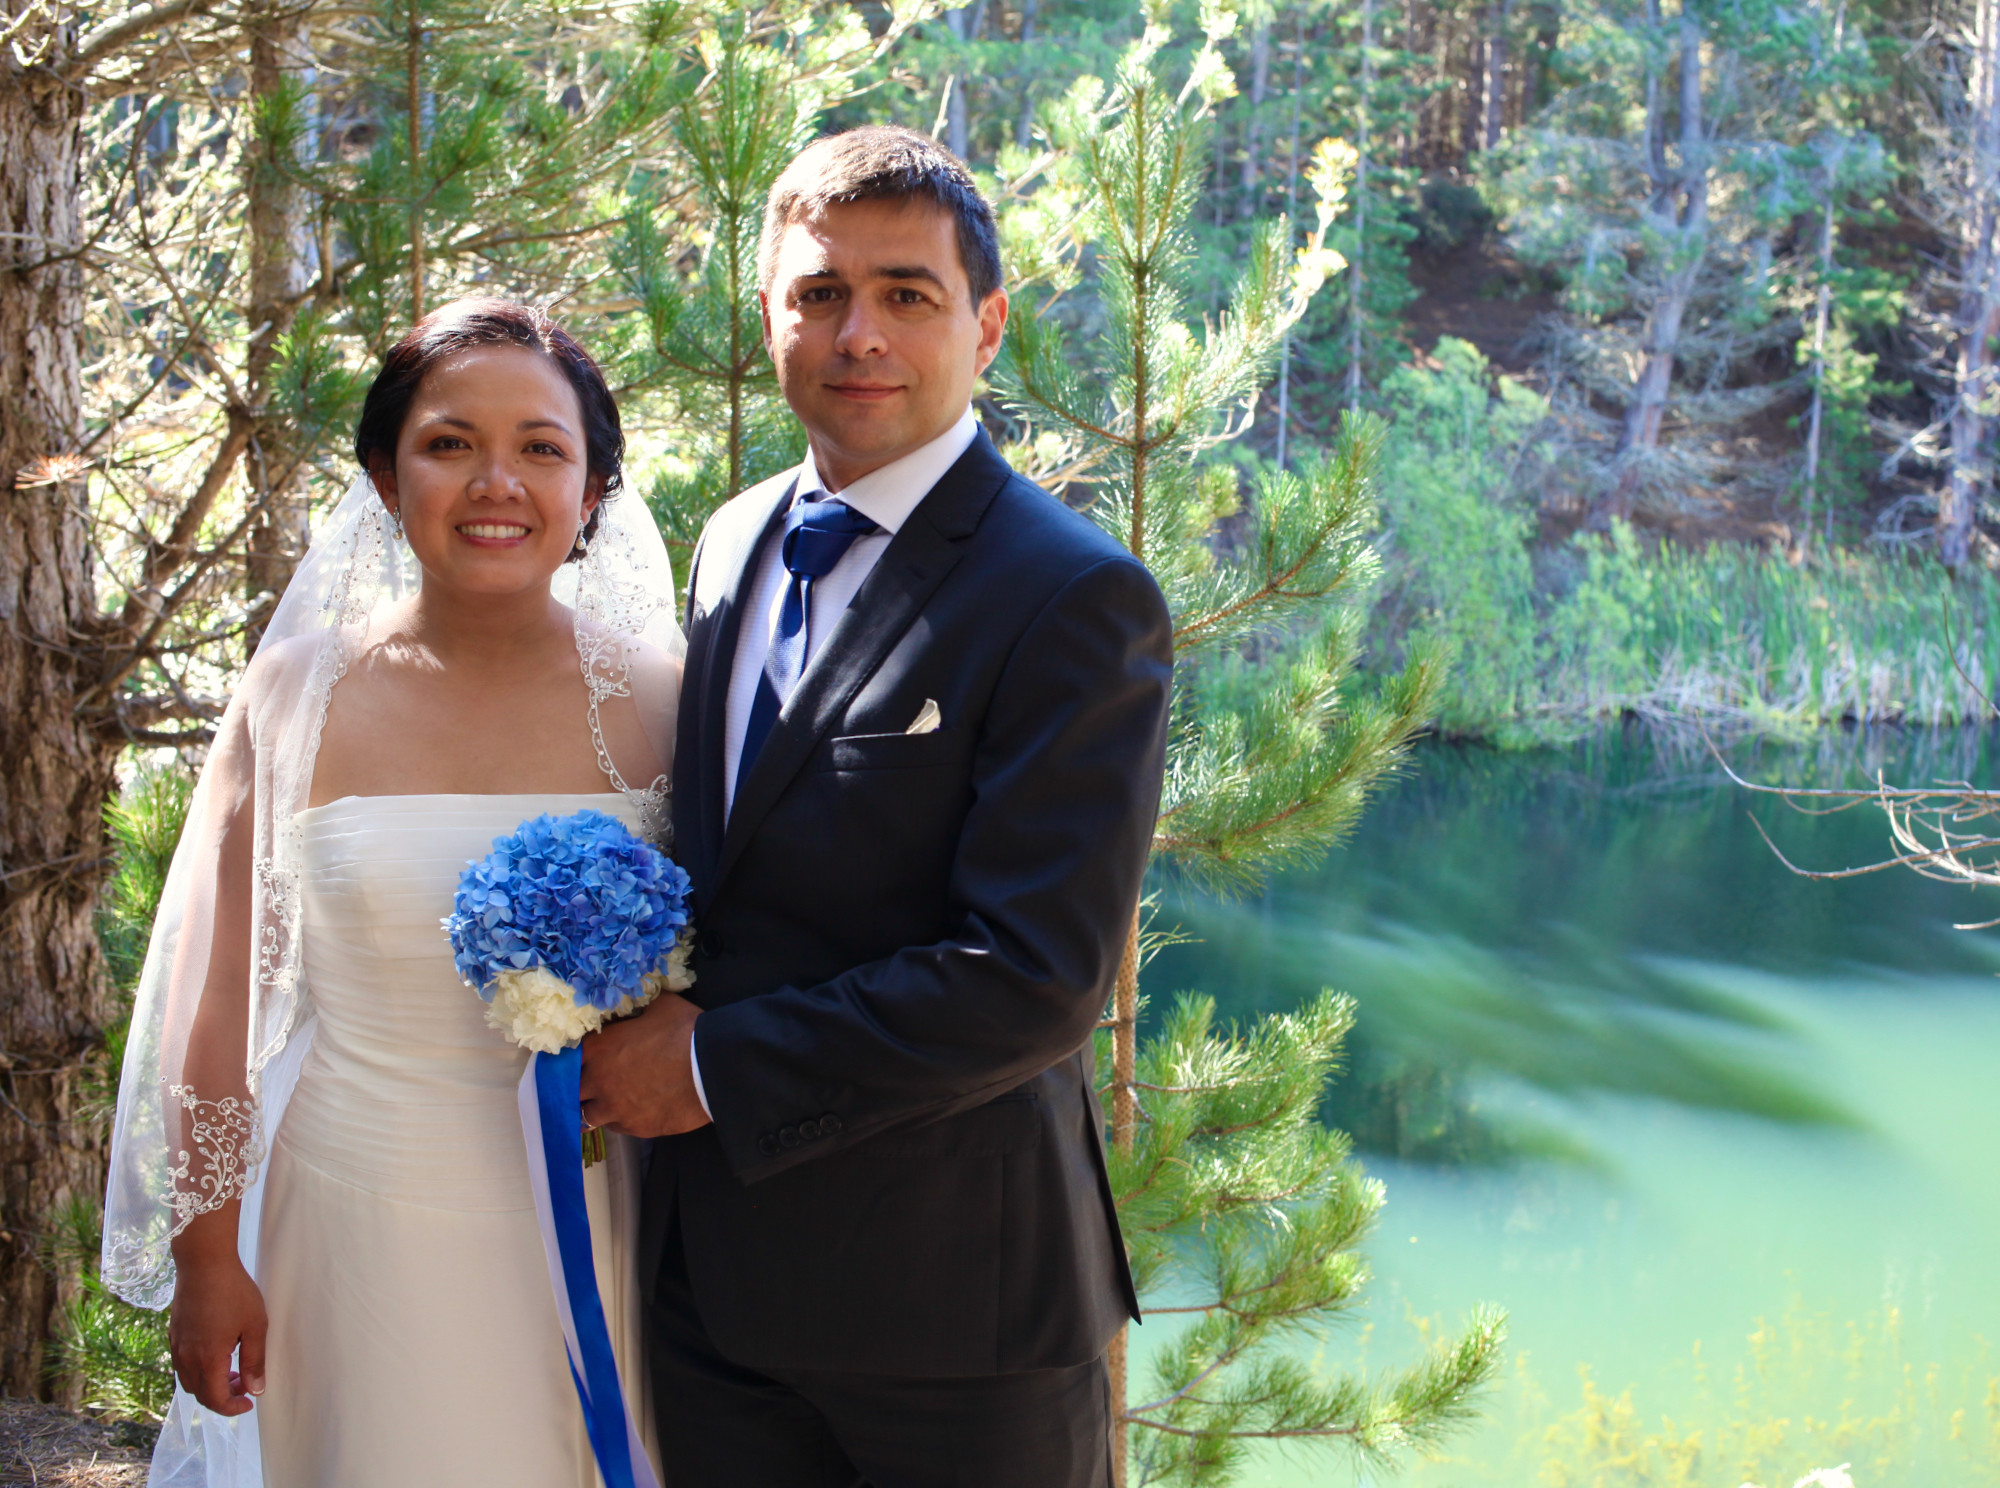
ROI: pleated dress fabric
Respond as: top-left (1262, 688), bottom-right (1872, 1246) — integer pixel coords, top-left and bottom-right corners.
top-left (255, 793), bottom-right (659, 1488)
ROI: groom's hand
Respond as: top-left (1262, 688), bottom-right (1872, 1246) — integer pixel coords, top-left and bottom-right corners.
top-left (578, 992), bottom-right (712, 1138)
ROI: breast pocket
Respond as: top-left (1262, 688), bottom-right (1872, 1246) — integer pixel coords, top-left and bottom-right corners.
top-left (820, 730), bottom-right (967, 773)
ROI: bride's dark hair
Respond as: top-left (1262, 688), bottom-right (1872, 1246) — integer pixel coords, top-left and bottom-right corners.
top-left (353, 298), bottom-right (625, 552)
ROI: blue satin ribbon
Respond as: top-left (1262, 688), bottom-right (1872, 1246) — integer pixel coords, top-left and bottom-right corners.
top-left (533, 1046), bottom-right (637, 1488)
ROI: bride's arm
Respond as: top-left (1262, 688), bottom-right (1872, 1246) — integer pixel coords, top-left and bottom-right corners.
top-left (164, 691), bottom-right (268, 1415)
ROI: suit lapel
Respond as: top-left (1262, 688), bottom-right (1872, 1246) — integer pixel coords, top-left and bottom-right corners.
top-left (678, 477), bottom-right (794, 903)
top-left (710, 431), bottom-right (1011, 900)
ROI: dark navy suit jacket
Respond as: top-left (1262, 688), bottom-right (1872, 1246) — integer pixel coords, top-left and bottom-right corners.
top-left (642, 428), bottom-right (1171, 1376)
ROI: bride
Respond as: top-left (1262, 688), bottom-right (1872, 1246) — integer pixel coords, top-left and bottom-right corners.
top-left (100, 298), bottom-right (680, 1488)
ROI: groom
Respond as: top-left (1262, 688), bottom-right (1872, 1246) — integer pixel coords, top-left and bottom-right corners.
top-left (580, 125), bottom-right (1171, 1486)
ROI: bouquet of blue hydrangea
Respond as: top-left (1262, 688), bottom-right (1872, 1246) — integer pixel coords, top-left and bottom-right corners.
top-left (445, 808), bottom-right (695, 1059)
top-left (443, 807), bottom-right (686, 1488)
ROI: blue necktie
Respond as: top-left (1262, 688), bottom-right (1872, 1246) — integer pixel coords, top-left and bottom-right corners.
top-left (738, 498), bottom-right (881, 780)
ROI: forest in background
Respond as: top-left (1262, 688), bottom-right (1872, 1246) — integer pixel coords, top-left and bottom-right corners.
top-left (11, 0), bottom-right (1999, 747)
top-left (873, 0), bottom-right (2000, 737)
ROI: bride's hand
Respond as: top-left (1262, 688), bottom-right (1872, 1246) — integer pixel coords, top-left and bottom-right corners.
top-left (168, 1232), bottom-right (268, 1415)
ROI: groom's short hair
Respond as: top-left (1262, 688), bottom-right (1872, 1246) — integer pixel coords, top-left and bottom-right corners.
top-left (760, 127), bottom-right (1002, 307)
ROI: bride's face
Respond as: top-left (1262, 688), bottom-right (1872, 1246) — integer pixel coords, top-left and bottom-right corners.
top-left (375, 343), bottom-right (600, 596)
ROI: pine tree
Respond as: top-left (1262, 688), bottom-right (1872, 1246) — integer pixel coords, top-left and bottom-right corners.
top-left (992, 25), bottom-right (1503, 1484)
top-left (307, 0), bottom-right (696, 350)
top-left (1907, 0), bottom-right (2000, 569)
top-left (45, 764), bottom-right (193, 1420)
top-left (1491, 0), bottom-right (1880, 528)
top-left (615, 7), bottom-right (943, 567)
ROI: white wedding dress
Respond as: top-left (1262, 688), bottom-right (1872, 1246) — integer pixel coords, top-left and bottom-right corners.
top-left (251, 791), bottom-right (659, 1487)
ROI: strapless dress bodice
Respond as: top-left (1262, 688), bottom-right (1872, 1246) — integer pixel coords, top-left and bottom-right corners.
top-left (282, 792), bottom-right (645, 1207)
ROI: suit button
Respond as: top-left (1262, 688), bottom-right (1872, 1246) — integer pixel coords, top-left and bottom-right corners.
top-left (798, 1118), bottom-right (821, 1141)
top-left (778, 1125), bottom-right (800, 1150)
top-left (818, 1112), bottom-right (842, 1136)
top-left (757, 1133), bottom-right (779, 1158)
top-left (697, 929), bottom-right (724, 958)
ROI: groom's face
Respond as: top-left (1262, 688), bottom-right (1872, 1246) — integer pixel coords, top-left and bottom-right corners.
top-left (762, 197), bottom-right (1007, 492)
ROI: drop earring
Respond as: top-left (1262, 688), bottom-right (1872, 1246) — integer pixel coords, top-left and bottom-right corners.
top-left (572, 520), bottom-right (589, 558)
top-left (390, 507), bottom-right (404, 542)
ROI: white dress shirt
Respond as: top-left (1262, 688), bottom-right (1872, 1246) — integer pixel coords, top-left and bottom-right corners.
top-left (691, 407), bottom-right (978, 1120)
top-left (720, 407), bottom-right (978, 814)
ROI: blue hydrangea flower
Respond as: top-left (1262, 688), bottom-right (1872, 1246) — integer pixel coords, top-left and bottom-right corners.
top-left (443, 810), bottom-right (694, 1012)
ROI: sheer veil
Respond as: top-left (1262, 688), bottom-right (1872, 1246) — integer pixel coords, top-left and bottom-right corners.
top-left (100, 472), bottom-right (684, 1474)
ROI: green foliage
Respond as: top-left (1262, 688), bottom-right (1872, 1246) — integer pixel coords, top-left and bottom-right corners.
top-left (1287, 2), bottom-right (1426, 400)
top-left (996, 38), bottom-right (1444, 889)
top-left (1370, 337), bottom-right (1546, 733)
top-left (49, 762), bottom-right (195, 1418)
top-left (1422, 1302), bottom-right (2000, 1487)
top-left (1792, 261), bottom-right (1911, 527)
top-left (1482, 0), bottom-right (1894, 512)
top-left (1362, 340), bottom-right (2000, 738)
top-left (1108, 992), bottom-right (1506, 1484)
top-left (1546, 526), bottom-right (2000, 730)
top-left (84, 760), bottom-right (196, 1134)
top-left (44, 1198), bottom-right (173, 1423)
top-left (996, 29), bottom-right (1498, 1481)
top-left (323, 0), bottom-right (697, 351)
top-left (623, 24), bottom-right (819, 568)
top-left (97, 761), bottom-right (194, 998)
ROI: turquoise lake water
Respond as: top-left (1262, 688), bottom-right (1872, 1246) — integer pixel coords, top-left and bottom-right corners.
top-left (1135, 727), bottom-right (2000, 1487)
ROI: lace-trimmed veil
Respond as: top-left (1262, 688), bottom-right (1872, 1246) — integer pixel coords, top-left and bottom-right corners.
top-left (101, 473), bottom-right (685, 1312)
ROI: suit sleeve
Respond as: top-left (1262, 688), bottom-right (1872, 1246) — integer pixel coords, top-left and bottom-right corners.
top-left (691, 553), bottom-right (1173, 1182)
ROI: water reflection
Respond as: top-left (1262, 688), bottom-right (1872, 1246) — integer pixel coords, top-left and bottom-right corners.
top-left (1147, 724), bottom-right (2000, 1164)
top-left (1133, 723), bottom-right (2000, 1487)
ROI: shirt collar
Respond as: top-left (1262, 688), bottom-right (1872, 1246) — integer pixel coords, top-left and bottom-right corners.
top-left (794, 408), bottom-right (978, 535)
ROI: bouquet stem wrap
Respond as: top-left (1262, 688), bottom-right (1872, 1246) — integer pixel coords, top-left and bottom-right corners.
top-left (517, 1046), bottom-right (659, 1488)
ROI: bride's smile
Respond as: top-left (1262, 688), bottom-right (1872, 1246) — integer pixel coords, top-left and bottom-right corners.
top-left (372, 340), bottom-right (601, 593)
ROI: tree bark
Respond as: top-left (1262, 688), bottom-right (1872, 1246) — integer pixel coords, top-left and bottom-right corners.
top-left (0, 13), bottom-right (120, 1400)
top-left (244, 3), bottom-right (317, 648)
top-left (1942, 0), bottom-right (2000, 570)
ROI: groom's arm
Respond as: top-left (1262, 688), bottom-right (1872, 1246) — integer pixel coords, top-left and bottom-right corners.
top-left (693, 551), bottom-right (1172, 1182)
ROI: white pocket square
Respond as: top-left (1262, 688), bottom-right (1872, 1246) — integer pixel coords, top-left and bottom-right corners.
top-left (905, 698), bottom-right (942, 735)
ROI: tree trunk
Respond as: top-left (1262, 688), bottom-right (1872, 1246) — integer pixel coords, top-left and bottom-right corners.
top-left (0, 21), bottom-right (120, 1401)
top-left (944, 5), bottom-right (972, 161)
top-left (1402, 0), bottom-right (1424, 164)
top-left (1803, 193), bottom-right (1837, 535)
top-left (244, 5), bottom-right (318, 648)
top-left (1349, 0), bottom-right (1374, 409)
top-left (1014, 0), bottom-right (1037, 148)
top-left (1106, 909), bottom-right (1140, 1488)
top-left (1595, 4), bottom-right (1706, 528)
top-left (1527, 0), bottom-right (1561, 114)
top-left (1480, 0), bottom-right (1510, 149)
top-left (1276, 10), bottom-right (1305, 470)
top-left (1239, 18), bottom-right (1271, 220)
top-left (1942, 0), bottom-right (2000, 571)
top-left (407, 0), bottom-right (426, 319)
